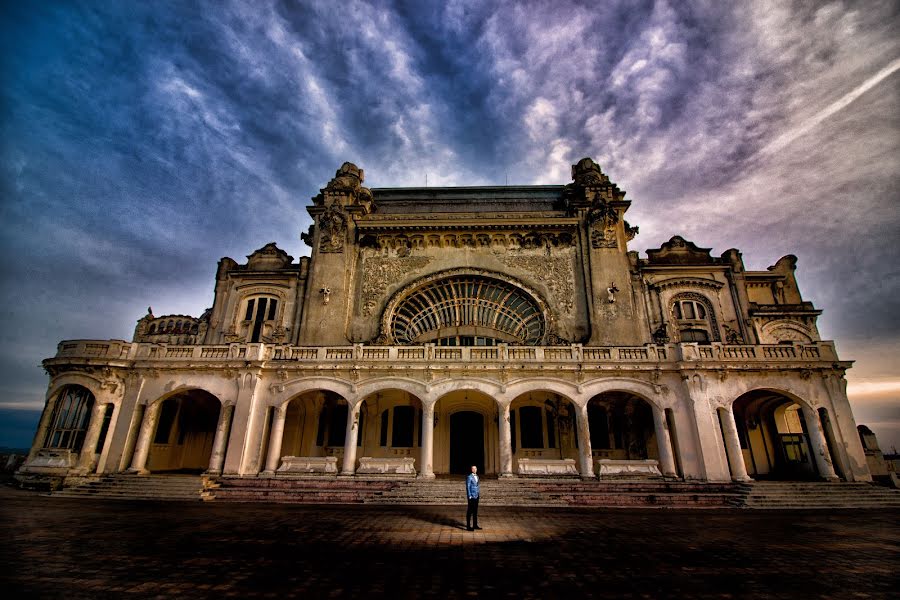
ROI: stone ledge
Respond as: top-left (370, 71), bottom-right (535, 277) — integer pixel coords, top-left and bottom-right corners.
top-left (517, 458), bottom-right (579, 477)
top-left (276, 456), bottom-right (338, 474)
top-left (356, 457), bottom-right (416, 476)
top-left (596, 459), bottom-right (662, 478)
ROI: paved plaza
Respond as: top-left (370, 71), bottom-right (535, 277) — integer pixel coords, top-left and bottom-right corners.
top-left (1, 486), bottom-right (898, 599)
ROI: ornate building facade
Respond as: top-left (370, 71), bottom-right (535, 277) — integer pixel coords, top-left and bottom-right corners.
top-left (18, 159), bottom-right (872, 488)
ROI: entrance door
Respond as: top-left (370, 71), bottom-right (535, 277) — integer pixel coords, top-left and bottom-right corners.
top-left (450, 411), bottom-right (484, 474)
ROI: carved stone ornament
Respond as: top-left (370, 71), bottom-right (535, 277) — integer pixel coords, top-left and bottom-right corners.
top-left (723, 323), bottom-right (743, 344)
top-left (501, 253), bottom-right (575, 314)
top-left (314, 162), bottom-right (375, 213)
top-left (361, 256), bottom-right (433, 317)
top-left (318, 205), bottom-right (347, 253)
top-left (652, 323), bottom-right (670, 344)
top-left (591, 225), bottom-right (618, 249)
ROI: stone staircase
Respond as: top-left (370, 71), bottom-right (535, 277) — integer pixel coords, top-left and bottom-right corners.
top-left (50, 474), bottom-right (204, 501)
top-left (210, 476), bottom-right (741, 508)
top-left (731, 481), bottom-right (900, 509)
top-left (45, 475), bottom-right (900, 509)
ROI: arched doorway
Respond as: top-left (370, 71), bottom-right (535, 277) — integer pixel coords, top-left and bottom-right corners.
top-left (730, 390), bottom-right (835, 480)
top-left (450, 411), bottom-right (484, 474)
top-left (434, 390), bottom-right (498, 475)
top-left (147, 390), bottom-right (220, 473)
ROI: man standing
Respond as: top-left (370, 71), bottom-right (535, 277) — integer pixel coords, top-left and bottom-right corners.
top-left (466, 465), bottom-right (481, 531)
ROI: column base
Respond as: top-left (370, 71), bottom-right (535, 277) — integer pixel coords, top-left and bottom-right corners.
top-left (203, 469), bottom-right (222, 477)
top-left (417, 472), bottom-right (436, 480)
top-left (821, 476), bottom-right (841, 482)
top-left (733, 476), bottom-right (753, 483)
top-left (580, 474), bottom-right (596, 481)
top-left (499, 472), bottom-right (516, 478)
top-left (258, 471), bottom-right (275, 478)
top-left (126, 468), bottom-right (150, 476)
top-left (338, 472), bottom-right (356, 478)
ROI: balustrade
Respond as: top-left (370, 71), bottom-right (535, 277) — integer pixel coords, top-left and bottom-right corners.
top-left (48, 339), bottom-right (839, 368)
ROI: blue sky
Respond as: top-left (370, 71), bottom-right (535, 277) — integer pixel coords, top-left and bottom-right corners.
top-left (1, 0), bottom-right (898, 451)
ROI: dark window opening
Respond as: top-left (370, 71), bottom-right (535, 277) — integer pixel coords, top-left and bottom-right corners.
top-left (95, 404), bottom-right (114, 454)
top-left (154, 400), bottom-right (179, 444)
top-left (519, 406), bottom-right (543, 448)
top-left (589, 406), bottom-right (610, 449)
top-left (392, 406), bottom-right (415, 447)
top-left (380, 410), bottom-right (389, 446)
top-left (327, 403), bottom-right (348, 446)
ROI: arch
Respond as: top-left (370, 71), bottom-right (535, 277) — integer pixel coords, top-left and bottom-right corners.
top-left (586, 391), bottom-right (659, 463)
top-left (501, 379), bottom-right (578, 406)
top-left (46, 373), bottom-right (106, 406)
top-left (379, 268), bottom-right (552, 345)
top-left (433, 389), bottom-right (499, 475)
top-left (44, 384), bottom-right (96, 452)
top-left (729, 388), bottom-right (832, 480)
top-left (145, 388), bottom-right (222, 473)
top-left (759, 320), bottom-right (814, 344)
top-left (428, 377), bottom-right (505, 403)
top-left (269, 377), bottom-right (355, 408)
top-left (579, 378), bottom-right (667, 410)
top-left (356, 377), bottom-right (429, 402)
top-left (508, 389), bottom-right (579, 473)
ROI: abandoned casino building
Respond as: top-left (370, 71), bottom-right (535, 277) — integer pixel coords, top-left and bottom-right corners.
top-left (17, 158), bottom-right (874, 495)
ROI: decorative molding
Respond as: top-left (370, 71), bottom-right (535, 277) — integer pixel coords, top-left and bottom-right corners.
top-left (318, 205), bottom-right (347, 253)
top-left (651, 277), bottom-right (724, 291)
top-left (501, 253), bottom-right (575, 314)
top-left (361, 256), bottom-right (432, 317)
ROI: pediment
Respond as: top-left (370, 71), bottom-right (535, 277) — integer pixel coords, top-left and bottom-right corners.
top-left (246, 243), bottom-right (294, 270)
top-left (646, 236), bottom-right (713, 265)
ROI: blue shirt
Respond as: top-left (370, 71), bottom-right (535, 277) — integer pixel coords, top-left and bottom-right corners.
top-left (466, 473), bottom-right (480, 499)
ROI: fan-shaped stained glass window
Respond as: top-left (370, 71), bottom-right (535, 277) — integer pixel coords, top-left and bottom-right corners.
top-left (390, 276), bottom-right (545, 345)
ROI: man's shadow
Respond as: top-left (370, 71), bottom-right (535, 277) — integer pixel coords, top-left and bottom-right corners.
top-left (410, 508), bottom-right (470, 530)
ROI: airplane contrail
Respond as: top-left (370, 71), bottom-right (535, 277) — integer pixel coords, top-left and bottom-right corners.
top-left (759, 57), bottom-right (900, 157)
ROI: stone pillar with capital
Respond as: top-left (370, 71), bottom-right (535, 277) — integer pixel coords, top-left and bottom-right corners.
top-left (651, 405), bottom-right (678, 477)
top-left (498, 403), bottom-right (514, 477)
top-left (720, 406), bottom-right (751, 482)
top-left (207, 404), bottom-right (235, 475)
top-left (76, 401), bottom-right (108, 472)
top-left (128, 401), bottom-right (163, 475)
top-left (419, 403), bottom-right (436, 479)
top-left (341, 401), bottom-right (362, 475)
top-left (801, 404), bottom-right (839, 481)
top-left (574, 403), bottom-right (595, 479)
top-left (262, 405), bottom-right (288, 476)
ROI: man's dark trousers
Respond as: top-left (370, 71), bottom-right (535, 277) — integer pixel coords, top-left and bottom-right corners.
top-left (467, 497), bottom-right (479, 529)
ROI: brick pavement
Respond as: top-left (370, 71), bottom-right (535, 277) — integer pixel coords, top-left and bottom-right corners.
top-left (0, 485), bottom-right (897, 599)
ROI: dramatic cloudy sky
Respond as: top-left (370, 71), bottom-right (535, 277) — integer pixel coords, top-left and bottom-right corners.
top-left (1, 0), bottom-right (898, 451)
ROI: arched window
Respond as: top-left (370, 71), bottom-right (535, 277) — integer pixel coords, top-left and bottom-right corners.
top-left (671, 294), bottom-right (717, 343)
top-left (242, 296), bottom-right (280, 343)
top-left (45, 386), bottom-right (95, 451)
top-left (389, 275), bottom-right (545, 345)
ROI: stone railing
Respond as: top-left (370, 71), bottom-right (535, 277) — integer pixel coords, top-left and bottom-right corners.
top-left (50, 340), bottom-right (840, 366)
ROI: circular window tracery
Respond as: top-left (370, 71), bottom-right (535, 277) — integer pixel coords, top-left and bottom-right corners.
top-left (389, 275), bottom-right (546, 345)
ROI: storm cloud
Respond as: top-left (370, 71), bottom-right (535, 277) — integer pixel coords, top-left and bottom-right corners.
top-left (0, 0), bottom-right (898, 449)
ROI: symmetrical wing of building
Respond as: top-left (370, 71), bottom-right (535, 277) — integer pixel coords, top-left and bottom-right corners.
top-left (18, 158), bottom-right (872, 487)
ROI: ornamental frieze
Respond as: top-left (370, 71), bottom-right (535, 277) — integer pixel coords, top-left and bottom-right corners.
top-left (360, 256), bottom-right (433, 316)
top-left (501, 253), bottom-right (575, 314)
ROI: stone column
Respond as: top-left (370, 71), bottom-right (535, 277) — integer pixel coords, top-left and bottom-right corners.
top-left (27, 394), bottom-right (60, 461)
top-left (207, 404), bottom-right (234, 475)
top-left (128, 401), bottom-right (163, 475)
top-left (341, 401), bottom-right (362, 476)
top-left (76, 402), bottom-right (108, 472)
top-left (498, 403), bottom-right (514, 477)
top-left (262, 405), bottom-right (288, 476)
top-left (574, 403), bottom-right (595, 479)
top-left (801, 405), bottom-right (839, 481)
top-left (419, 403), bottom-right (435, 479)
top-left (720, 407), bottom-right (751, 482)
top-left (651, 406), bottom-right (678, 477)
